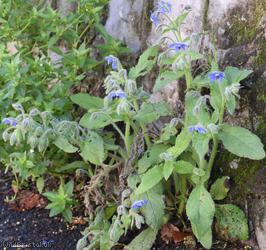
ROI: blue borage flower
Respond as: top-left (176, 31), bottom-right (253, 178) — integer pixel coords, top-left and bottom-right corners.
top-left (188, 124), bottom-right (207, 134)
top-left (2, 118), bottom-right (17, 127)
top-left (155, 1), bottom-right (172, 14)
top-left (150, 1), bottom-right (172, 26)
top-left (208, 71), bottom-right (225, 83)
top-left (105, 55), bottom-right (118, 70)
top-left (168, 42), bottom-right (189, 52)
top-left (131, 200), bottom-right (148, 209)
top-left (107, 90), bottom-right (127, 101)
top-left (150, 12), bottom-right (160, 26)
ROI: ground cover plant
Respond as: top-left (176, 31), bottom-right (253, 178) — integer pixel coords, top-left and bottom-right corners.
top-left (0, 0), bottom-right (128, 214)
top-left (0, 1), bottom-right (265, 250)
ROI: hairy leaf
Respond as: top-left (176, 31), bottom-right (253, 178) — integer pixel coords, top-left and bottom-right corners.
top-left (53, 136), bottom-right (78, 153)
top-left (174, 160), bottom-right (194, 174)
top-left (125, 228), bottom-right (158, 250)
top-left (192, 133), bottom-right (209, 161)
top-left (80, 132), bottom-right (105, 165)
top-left (129, 47), bottom-right (158, 79)
top-left (138, 144), bottom-right (169, 174)
top-left (218, 124), bottom-right (265, 160)
top-left (153, 71), bottom-right (184, 92)
top-left (135, 185), bottom-right (165, 230)
top-left (166, 129), bottom-right (192, 159)
top-left (225, 66), bottom-right (252, 84)
top-left (71, 93), bottom-right (104, 111)
top-left (210, 176), bottom-right (230, 200)
top-left (163, 161), bottom-right (174, 180)
top-left (186, 184), bottom-right (215, 249)
top-left (135, 102), bottom-right (170, 125)
top-left (135, 165), bottom-right (164, 195)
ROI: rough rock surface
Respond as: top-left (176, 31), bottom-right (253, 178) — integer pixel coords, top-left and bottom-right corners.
top-left (105, 0), bottom-right (266, 248)
top-left (105, 0), bottom-right (153, 53)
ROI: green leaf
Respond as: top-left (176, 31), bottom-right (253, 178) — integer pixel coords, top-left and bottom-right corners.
top-left (185, 50), bottom-right (203, 61)
top-left (135, 165), bottom-right (164, 195)
top-left (54, 161), bottom-right (88, 173)
top-left (129, 47), bottom-right (158, 79)
top-left (218, 124), bottom-right (265, 160)
top-left (225, 66), bottom-right (252, 84)
top-left (138, 144), bottom-right (169, 174)
top-left (215, 204), bottom-right (248, 241)
top-left (163, 161), bottom-right (174, 180)
top-left (192, 133), bottom-right (209, 160)
top-left (186, 184), bottom-right (215, 249)
top-left (226, 94), bottom-right (236, 115)
top-left (71, 93), bottom-right (104, 111)
top-left (134, 102), bottom-right (170, 125)
top-left (53, 136), bottom-right (78, 153)
top-left (62, 208), bottom-right (72, 223)
top-left (192, 75), bottom-right (210, 88)
top-left (210, 83), bottom-right (223, 112)
top-left (166, 129), bottom-right (192, 159)
top-left (125, 228), bottom-right (158, 250)
top-left (153, 70), bottom-right (184, 92)
top-left (36, 177), bottom-right (44, 194)
top-left (80, 112), bottom-right (113, 129)
top-left (134, 184), bottom-right (165, 230)
top-left (210, 176), bottom-right (230, 200)
top-left (48, 204), bottom-right (65, 217)
top-left (64, 180), bottom-right (74, 196)
top-left (158, 122), bottom-right (178, 142)
top-left (80, 132), bottom-right (105, 165)
top-left (174, 160), bottom-right (194, 174)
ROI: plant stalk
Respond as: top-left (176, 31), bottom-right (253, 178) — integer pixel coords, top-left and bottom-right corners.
top-left (178, 175), bottom-right (187, 215)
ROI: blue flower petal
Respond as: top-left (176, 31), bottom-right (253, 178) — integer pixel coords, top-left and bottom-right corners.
top-left (107, 90), bottom-right (127, 101)
top-left (208, 71), bottom-right (225, 83)
top-left (188, 125), bottom-right (207, 134)
top-left (2, 118), bottom-right (17, 127)
top-left (131, 200), bottom-right (148, 209)
top-left (105, 55), bottom-right (119, 70)
top-left (168, 42), bottom-right (189, 52)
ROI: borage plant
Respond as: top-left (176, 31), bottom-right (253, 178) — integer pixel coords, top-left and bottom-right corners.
top-left (132, 1), bottom-right (265, 249)
top-left (79, 1), bottom-right (265, 249)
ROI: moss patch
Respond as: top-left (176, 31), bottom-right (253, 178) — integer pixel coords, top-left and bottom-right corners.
top-left (214, 150), bottom-right (265, 203)
top-left (226, 0), bottom-right (265, 46)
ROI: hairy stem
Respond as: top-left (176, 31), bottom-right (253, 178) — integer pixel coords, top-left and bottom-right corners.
top-left (207, 84), bottom-right (225, 175)
top-left (178, 175), bottom-right (187, 215)
top-left (125, 120), bottom-right (131, 155)
top-left (133, 100), bottom-right (151, 148)
top-left (185, 69), bottom-right (193, 90)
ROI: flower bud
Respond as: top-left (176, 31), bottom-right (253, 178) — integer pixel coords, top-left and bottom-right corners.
top-left (125, 79), bottom-right (137, 95)
top-left (10, 131), bottom-right (17, 146)
top-left (29, 108), bottom-right (40, 117)
top-left (38, 135), bottom-right (49, 152)
top-left (21, 118), bottom-right (30, 129)
top-left (117, 205), bottom-right (126, 216)
top-left (116, 99), bottom-right (130, 116)
top-left (12, 103), bottom-right (24, 112)
top-left (27, 135), bottom-right (38, 149)
top-left (172, 57), bottom-right (186, 71)
top-left (2, 129), bottom-right (11, 142)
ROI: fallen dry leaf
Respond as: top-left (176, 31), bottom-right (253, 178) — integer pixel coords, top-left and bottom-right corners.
top-left (8, 190), bottom-right (46, 211)
top-left (160, 223), bottom-right (191, 244)
top-left (72, 216), bottom-right (87, 225)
